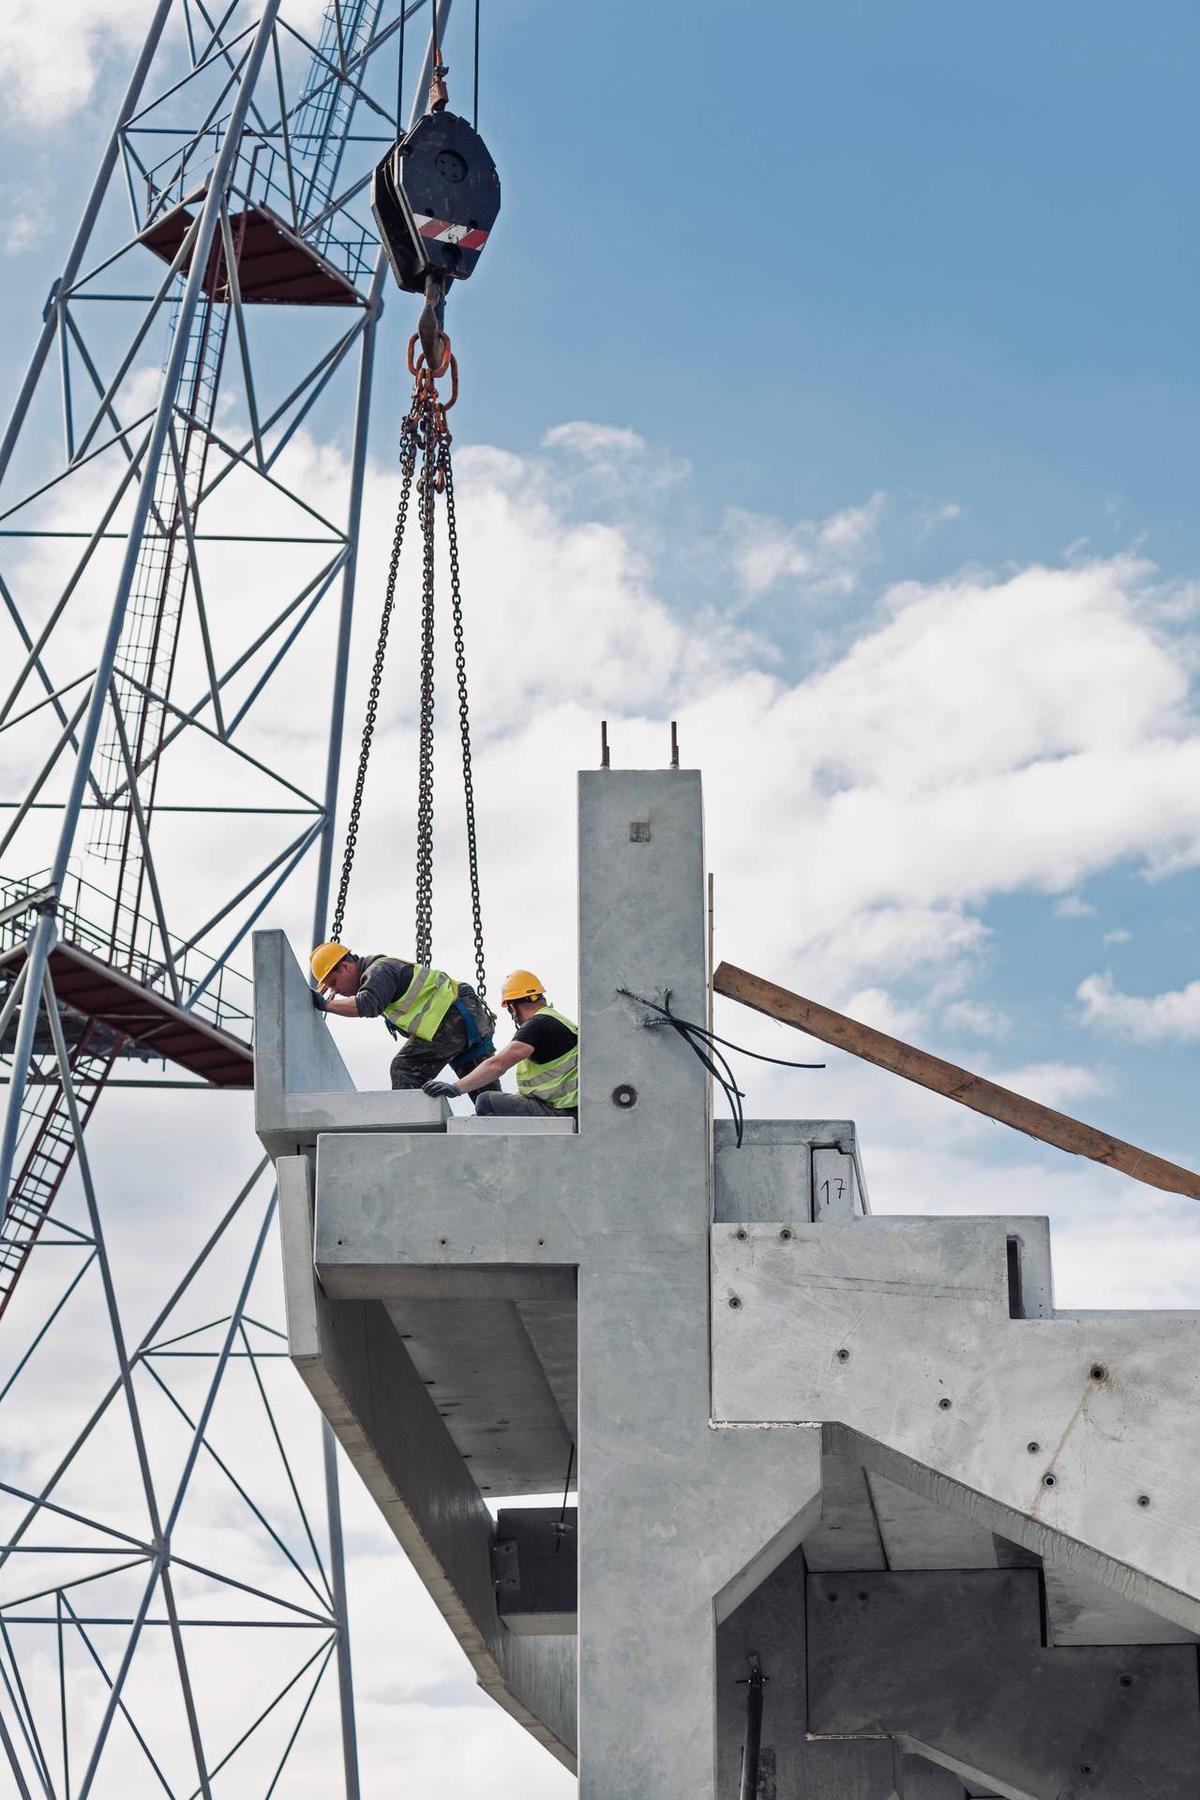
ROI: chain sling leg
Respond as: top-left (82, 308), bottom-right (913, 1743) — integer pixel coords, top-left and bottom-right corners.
top-left (327, 347), bottom-right (488, 1020)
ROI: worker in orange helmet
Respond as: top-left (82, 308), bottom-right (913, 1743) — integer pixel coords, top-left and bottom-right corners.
top-left (422, 969), bottom-right (578, 1120)
top-left (309, 941), bottom-right (499, 1093)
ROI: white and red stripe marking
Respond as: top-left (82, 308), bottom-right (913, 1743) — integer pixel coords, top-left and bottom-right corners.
top-left (413, 212), bottom-right (490, 251)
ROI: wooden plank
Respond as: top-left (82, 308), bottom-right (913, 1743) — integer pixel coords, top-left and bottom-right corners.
top-left (713, 961), bottom-right (1200, 1204)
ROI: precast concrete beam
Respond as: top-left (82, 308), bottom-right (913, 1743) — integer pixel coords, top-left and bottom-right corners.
top-left (713, 1119), bottom-right (863, 1224)
top-left (807, 1570), bottom-right (1200, 1800)
top-left (253, 929), bottom-right (447, 1156)
top-left (287, 771), bottom-right (827, 1795)
top-left (713, 1218), bottom-right (1200, 1634)
top-left (899, 1756), bottom-right (967, 1799)
top-left (277, 1155), bottom-right (577, 1764)
top-left (494, 1508), bottom-right (577, 1635)
top-left (717, 1546), bottom-right (901, 1798)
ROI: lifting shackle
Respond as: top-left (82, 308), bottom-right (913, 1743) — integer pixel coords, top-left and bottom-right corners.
top-left (370, 49), bottom-right (501, 371)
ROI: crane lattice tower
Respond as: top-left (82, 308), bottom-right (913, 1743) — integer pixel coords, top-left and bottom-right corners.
top-left (0, 2), bottom-right (457, 1791)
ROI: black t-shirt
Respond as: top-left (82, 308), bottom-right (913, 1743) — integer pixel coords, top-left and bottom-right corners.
top-left (514, 1010), bottom-right (577, 1065)
top-left (354, 955), bottom-right (415, 1018)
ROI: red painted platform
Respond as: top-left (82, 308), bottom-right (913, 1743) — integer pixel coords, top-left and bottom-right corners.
top-left (140, 200), bottom-right (363, 306)
top-left (0, 941), bottom-right (253, 1087)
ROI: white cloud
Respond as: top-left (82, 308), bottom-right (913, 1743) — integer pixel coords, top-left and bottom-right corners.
top-left (987, 1060), bottom-right (1109, 1110)
top-left (1077, 971), bottom-right (1200, 1044)
top-left (1103, 927), bottom-right (1132, 945)
top-left (725, 490), bottom-right (886, 598)
top-left (542, 421), bottom-right (645, 459)
top-left (841, 986), bottom-right (925, 1038)
top-left (0, 188), bottom-right (49, 256)
top-left (942, 999), bottom-right (1009, 1037)
top-left (0, 0), bottom-right (333, 130)
top-left (538, 419), bottom-right (689, 500)
top-left (1055, 894), bottom-right (1095, 918)
top-left (0, 0), bottom-right (155, 126)
top-left (816, 492), bottom-right (886, 556)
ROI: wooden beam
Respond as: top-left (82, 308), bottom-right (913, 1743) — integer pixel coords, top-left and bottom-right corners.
top-left (713, 961), bottom-right (1200, 1205)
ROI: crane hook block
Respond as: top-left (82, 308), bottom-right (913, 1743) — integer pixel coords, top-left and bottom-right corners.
top-left (372, 111), bottom-right (501, 296)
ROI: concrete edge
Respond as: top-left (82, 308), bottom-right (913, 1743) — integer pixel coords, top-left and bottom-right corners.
top-left (276, 1156), bottom-right (578, 1767)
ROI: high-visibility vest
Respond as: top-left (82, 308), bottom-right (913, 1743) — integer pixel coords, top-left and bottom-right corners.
top-left (515, 1006), bottom-right (579, 1111)
top-left (375, 959), bottom-right (459, 1043)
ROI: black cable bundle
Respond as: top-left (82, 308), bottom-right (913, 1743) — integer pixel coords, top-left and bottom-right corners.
top-left (618, 990), bottom-right (824, 1149)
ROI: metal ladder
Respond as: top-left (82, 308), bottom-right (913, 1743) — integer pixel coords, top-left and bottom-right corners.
top-left (0, 1024), bottom-right (116, 1321)
top-left (292, 0), bottom-right (383, 243)
top-left (90, 261), bottom-right (233, 965)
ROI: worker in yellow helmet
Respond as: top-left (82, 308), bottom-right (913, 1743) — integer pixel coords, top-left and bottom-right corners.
top-left (422, 969), bottom-right (578, 1121)
top-left (309, 941), bottom-right (499, 1094)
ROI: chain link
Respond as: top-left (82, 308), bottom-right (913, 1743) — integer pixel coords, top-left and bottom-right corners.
top-left (413, 392), bottom-right (439, 965)
top-left (330, 414), bottom-right (419, 945)
top-left (330, 353), bottom-right (486, 1010)
top-left (439, 438), bottom-right (487, 1006)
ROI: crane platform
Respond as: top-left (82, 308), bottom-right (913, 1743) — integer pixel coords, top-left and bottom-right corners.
top-left (0, 939), bottom-right (253, 1086)
top-left (140, 198), bottom-right (365, 307)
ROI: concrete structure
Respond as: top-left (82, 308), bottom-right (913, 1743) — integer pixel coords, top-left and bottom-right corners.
top-left (254, 767), bottom-right (1200, 1797)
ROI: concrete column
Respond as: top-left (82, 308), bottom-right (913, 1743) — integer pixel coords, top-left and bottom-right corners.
top-left (717, 1547), bottom-right (808, 1794)
top-left (574, 771), bottom-right (821, 1796)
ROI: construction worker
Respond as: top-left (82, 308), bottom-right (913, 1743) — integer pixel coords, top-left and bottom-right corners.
top-left (422, 969), bottom-right (578, 1119)
top-left (309, 943), bottom-right (499, 1093)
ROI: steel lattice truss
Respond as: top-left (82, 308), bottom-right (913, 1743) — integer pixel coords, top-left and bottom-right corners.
top-left (0, 0), bottom-right (455, 1791)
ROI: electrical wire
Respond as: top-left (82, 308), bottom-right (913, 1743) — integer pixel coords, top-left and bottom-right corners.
top-left (553, 1441), bottom-right (575, 1554)
top-left (473, 0), bottom-right (480, 128)
top-left (617, 988), bottom-right (825, 1149)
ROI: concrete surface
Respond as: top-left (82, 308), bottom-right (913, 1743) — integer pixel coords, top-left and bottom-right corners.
top-left (713, 1216), bottom-right (1200, 1635)
top-left (268, 773), bottom-right (827, 1795)
top-left (255, 763), bottom-right (1200, 1799)
top-left (276, 1154), bottom-right (577, 1763)
top-left (252, 930), bottom-right (447, 1156)
top-left (713, 1119), bottom-right (860, 1224)
top-left (494, 1507), bottom-right (577, 1635)
top-left (808, 1569), bottom-right (1200, 1799)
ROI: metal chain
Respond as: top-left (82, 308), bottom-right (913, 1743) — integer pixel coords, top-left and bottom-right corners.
top-left (329, 348), bottom-right (485, 1005)
top-left (413, 392), bottom-right (439, 966)
top-left (329, 415), bottom-right (419, 945)
top-left (439, 437), bottom-right (487, 1006)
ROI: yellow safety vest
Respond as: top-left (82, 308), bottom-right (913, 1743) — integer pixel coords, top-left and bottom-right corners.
top-left (376, 959), bottom-right (459, 1043)
top-left (515, 1006), bottom-right (579, 1111)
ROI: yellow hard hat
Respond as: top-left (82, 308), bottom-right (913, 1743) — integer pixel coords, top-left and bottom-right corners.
top-left (310, 941), bottom-right (351, 986)
top-left (500, 969), bottom-right (544, 1005)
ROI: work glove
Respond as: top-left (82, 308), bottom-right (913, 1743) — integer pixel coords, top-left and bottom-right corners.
top-left (423, 1078), bottom-right (460, 1099)
top-left (311, 990), bottom-right (327, 1011)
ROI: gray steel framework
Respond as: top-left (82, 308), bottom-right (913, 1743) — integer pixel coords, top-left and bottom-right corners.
top-left (0, 0), bottom-right (455, 1790)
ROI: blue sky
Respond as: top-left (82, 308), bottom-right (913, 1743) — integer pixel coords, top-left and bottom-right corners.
top-left (2, 2), bottom-right (1199, 1793)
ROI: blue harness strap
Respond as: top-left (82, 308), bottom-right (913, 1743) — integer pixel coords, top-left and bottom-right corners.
top-left (449, 998), bottom-right (494, 1076)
